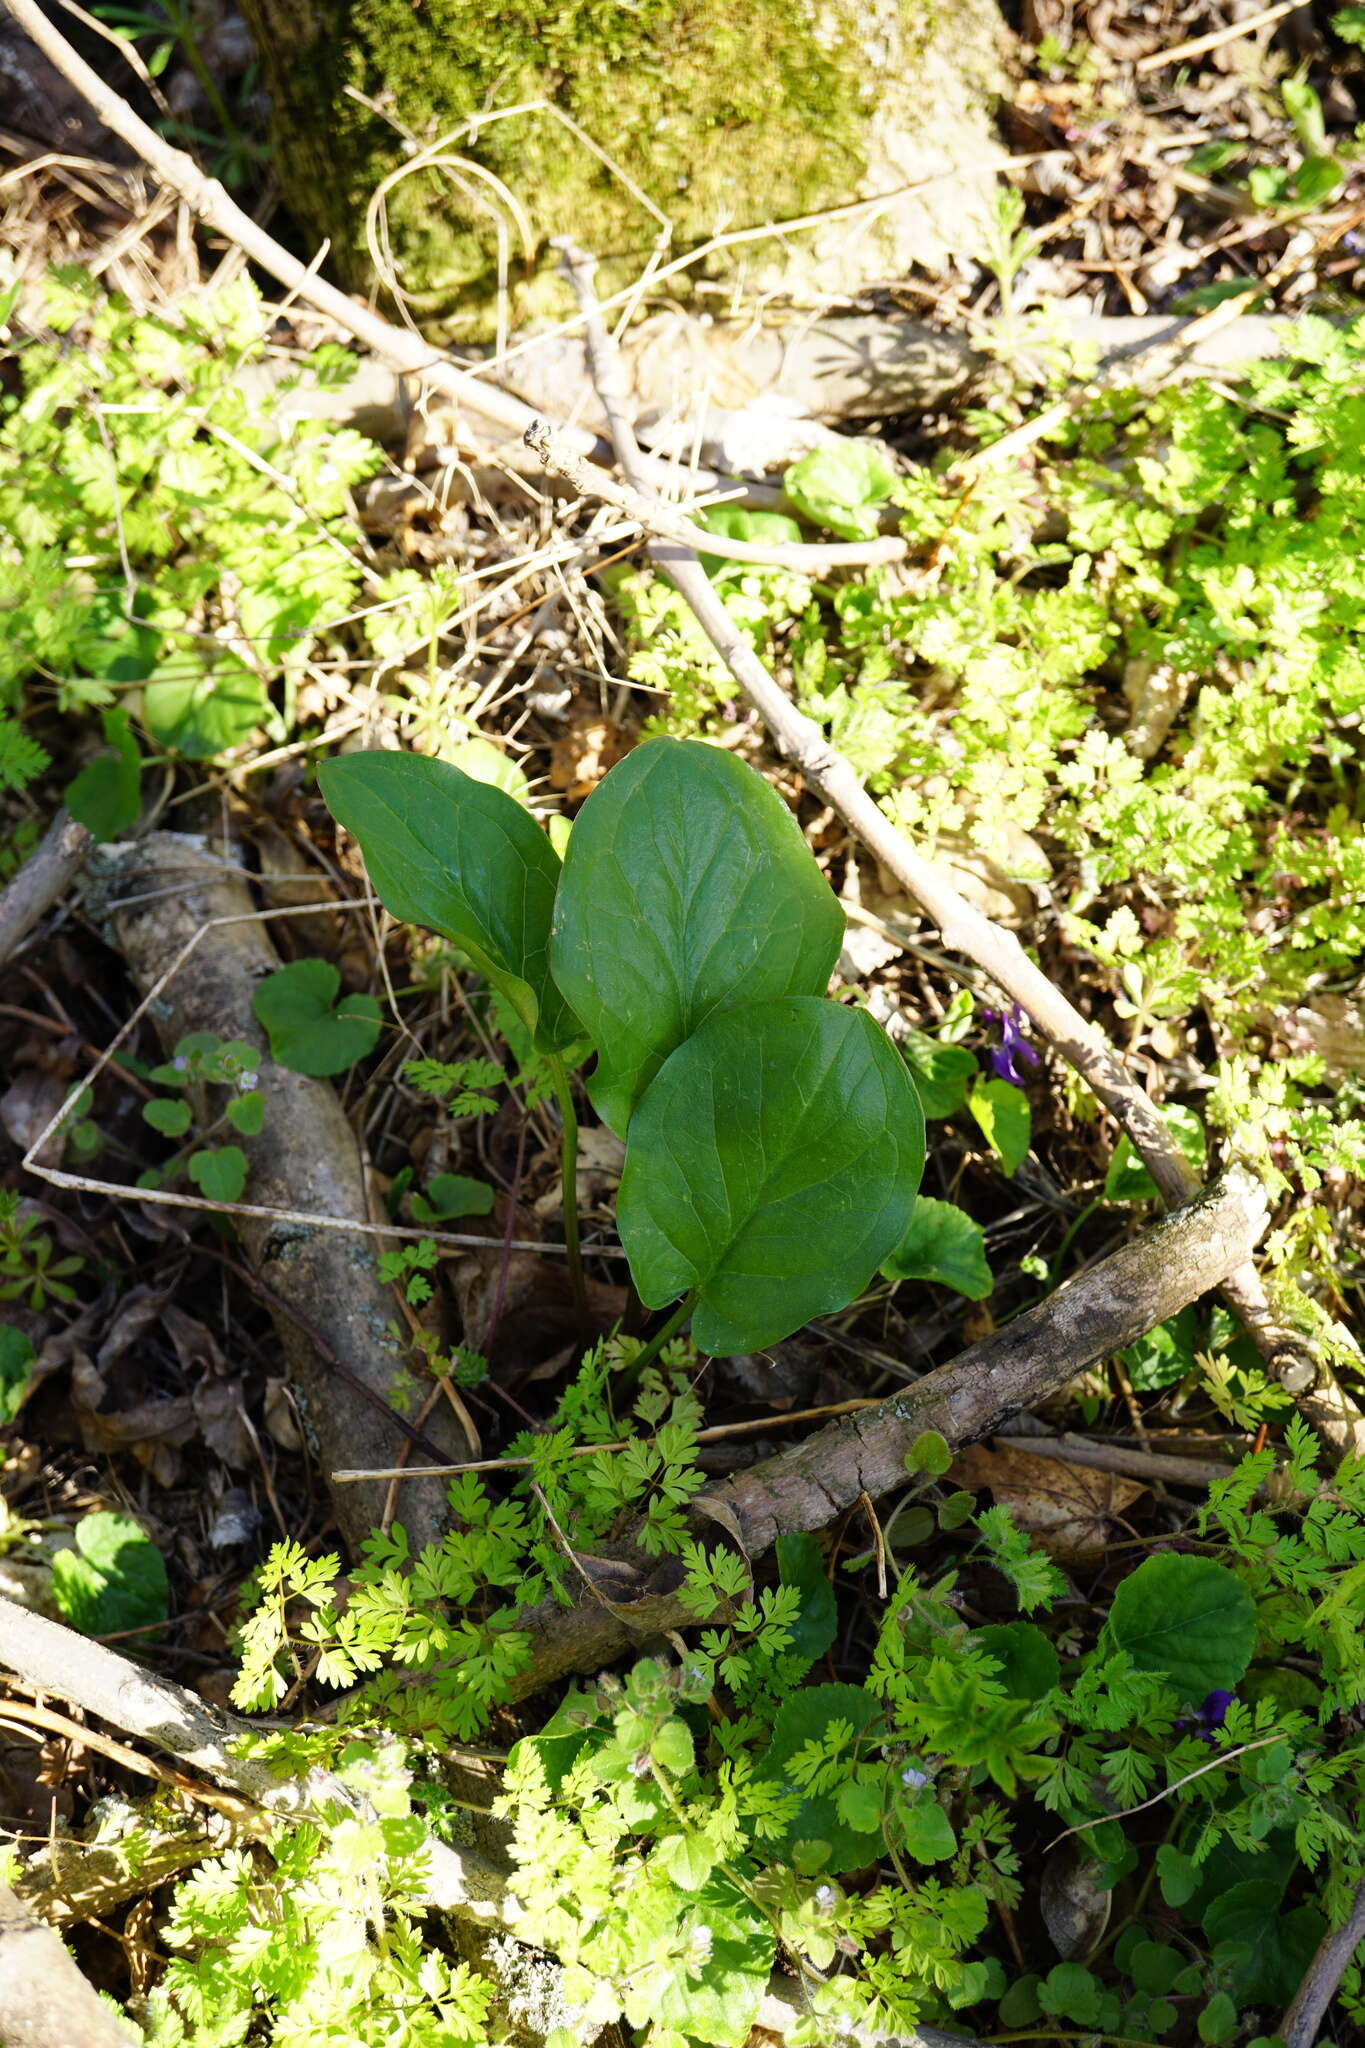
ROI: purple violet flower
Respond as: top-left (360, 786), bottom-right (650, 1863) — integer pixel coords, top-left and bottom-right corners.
top-left (1188, 1690), bottom-right (1235, 1743)
top-left (983, 1004), bottom-right (1040, 1086)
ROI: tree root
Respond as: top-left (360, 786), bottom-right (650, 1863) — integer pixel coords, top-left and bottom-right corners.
top-left (81, 831), bottom-right (470, 1555)
top-left (0, 809), bottom-right (92, 967)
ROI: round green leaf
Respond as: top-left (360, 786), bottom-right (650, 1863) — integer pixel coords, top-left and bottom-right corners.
top-left (618, 997), bottom-right (924, 1355)
top-left (977, 1621), bottom-right (1060, 1702)
top-left (142, 649), bottom-right (272, 758)
top-left (51, 1511), bottom-right (169, 1636)
top-left (187, 1146), bottom-right (248, 1203)
top-left (252, 959), bottom-right (382, 1077)
top-left (1203, 1881), bottom-right (1325, 2005)
top-left (320, 751), bottom-right (579, 1053)
top-left (755, 1684), bottom-right (884, 1874)
top-left (883, 1197), bottom-right (993, 1298)
top-left (1108, 1553), bottom-right (1256, 1701)
top-left (143, 1097), bottom-right (191, 1138)
top-left (550, 738), bottom-right (845, 1135)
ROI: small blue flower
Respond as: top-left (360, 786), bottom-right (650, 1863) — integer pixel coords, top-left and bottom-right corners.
top-left (983, 1005), bottom-right (1040, 1086)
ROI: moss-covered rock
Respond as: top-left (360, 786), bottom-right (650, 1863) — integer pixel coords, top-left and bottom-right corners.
top-left (240, 0), bottom-right (1009, 336)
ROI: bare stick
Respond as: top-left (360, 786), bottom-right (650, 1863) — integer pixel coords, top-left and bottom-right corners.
top-left (533, 253), bottom-right (1354, 1428)
top-left (1135, 0), bottom-right (1306, 73)
top-left (1280, 1877), bottom-right (1365, 2048)
top-left (0, 810), bottom-right (92, 965)
top-left (505, 1170), bottom-right (1269, 1695)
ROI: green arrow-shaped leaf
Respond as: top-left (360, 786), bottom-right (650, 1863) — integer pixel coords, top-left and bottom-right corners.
top-left (551, 737), bottom-right (844, 1134)
top-left (619, 997), bottom-right (924, 1355)
top-left (320, 751), bottom-right (579, 1053)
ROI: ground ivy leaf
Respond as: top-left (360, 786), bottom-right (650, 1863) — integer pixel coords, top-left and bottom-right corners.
top-left (550, 737), bottom-right (844, 1135)
top-left (784, 441), bottom-right (897, 539)
top-left (320, 751), bottom-right (579, 1053)
top-left (969, 1077), bottom-right (1032, 1177)
top-left (51, 1510), bottom-right (169, 1636)
top-left (1106, 1552), bottom-right (1256, 1701)
top-left (618, 997), bottom-right (924, 1355)
top-left (252, 958), bottom-right (381, 1076)
top-left (188, 1145), bottom-right (248, 1203)
top-left (881, 1195), bottom-right (993, 1298)
top-left (143, 1097), bottom-right (191, 1138)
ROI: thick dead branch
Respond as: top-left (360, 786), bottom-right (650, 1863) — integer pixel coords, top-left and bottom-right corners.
top-left (0, 810), bottom-right (92, 966)
top-left (84, 832), bottom-right (467, 1554)
top-left (531, 248), bottom-right (1362, 1447)
top-left (0, 1878), bottom-right (138, 2047)
top-left (506, 1170), bottom-right (1269, 1696)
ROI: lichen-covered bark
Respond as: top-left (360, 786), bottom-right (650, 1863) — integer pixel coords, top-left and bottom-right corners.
top-left (238, 0), bottom-right (1009, 335)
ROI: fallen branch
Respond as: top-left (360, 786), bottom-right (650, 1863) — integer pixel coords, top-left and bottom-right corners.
top-left (532, 245), bottom-right (1363, 1451)
top-left (76, 831), bottom-right (471, 1555)
top-left (505, 1170), bottom-right (1269, 1696)
top-left (0, 809), bottom-right (92, 966)
top-left (1280, 1876), bottom-right (1365, 2048)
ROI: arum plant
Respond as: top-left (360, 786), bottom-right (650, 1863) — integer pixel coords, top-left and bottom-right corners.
top-left (320, 737), bottom-right (925, 1360)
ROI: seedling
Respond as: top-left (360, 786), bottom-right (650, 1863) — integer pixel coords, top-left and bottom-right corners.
top-left (321, 736), bottom-right (926, 1356)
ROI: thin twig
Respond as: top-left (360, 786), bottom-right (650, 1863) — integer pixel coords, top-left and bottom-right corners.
top-left (1280, 1878), bottom-right (1365, 2048)
top-left (1135, 0), bottom-right (1306, 73)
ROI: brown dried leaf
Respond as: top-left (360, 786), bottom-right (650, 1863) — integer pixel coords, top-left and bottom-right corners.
top-left (953, 1441), bottom-right (1145, 1565)
top-left (549, 716), bottom-right (630, 803)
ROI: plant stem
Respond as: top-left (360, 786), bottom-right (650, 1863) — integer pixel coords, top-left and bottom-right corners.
top-left (632, 1290), bottom-right (699, 1373)
top-left (548, 1055), bottom-right (588, 1327)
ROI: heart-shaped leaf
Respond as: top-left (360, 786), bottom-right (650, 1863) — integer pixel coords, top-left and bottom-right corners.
top-left (52, 1511), bottom-right (169, 1636)
top-left (881, 1196), bottom-right (992, 1299)
top-left (142, 648), bottom-right (272, 758)
top-left (551, 738), bottom-right (844, 1134)
top-left (1106, 1552), bottom-right (1256, 1702)
top-left (252, 958), bottom-right (381, 1076)
top-left (320, 751), bottom-right (579, 1053)
top-left (618, 997), bottom-right (924, 1354)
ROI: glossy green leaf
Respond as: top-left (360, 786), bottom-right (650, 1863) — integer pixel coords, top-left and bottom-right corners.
top-left (52, 1511), bottom-right (169, 1636)
top-left (756, 1685), bottom-right (885, 1874)
top-left (618, 998), bottom-right (924, 1355)
top-left (410, 1174), bottom-right (494, 1224)
top-left (252, 959), bottom-right (382, 1077)
top-left (898, 1029), bottom-right (977, 1119)
top-left (320, 751), bottom-right (579, 1053)
top-left (1120, 1306), bottom-right (1199, 1391)
top-left (1107, 1553), bottom-right (1256, 1701)
top-left (550, 738), bottom-right (844, 1134)
top-left (881, 1196), bottom-right (992, 1299)
top-left (969, 1077), bottom-right (1032, 1177)
top-left (696, 505), bottom-right (803, 579)
top-left (66, 708), bottom-right (141, 840)
top-left (1202, 1882), bottom-right (1325, 2005)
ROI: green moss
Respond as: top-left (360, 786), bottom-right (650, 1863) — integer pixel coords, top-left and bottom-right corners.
top-left (244, 0), bottom-right (955, 334)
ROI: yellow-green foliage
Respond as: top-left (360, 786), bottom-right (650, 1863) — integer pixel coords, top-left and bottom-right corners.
top-left (242, 0), bottom-right (944, 332)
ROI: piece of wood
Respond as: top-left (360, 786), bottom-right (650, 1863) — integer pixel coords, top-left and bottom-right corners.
top-left (90, 831), bottom-right (469, 1554)
top-left (504, 1170), bottom-right (1270, 1695)
top-left (0, 1877), bottom-right (138, 2047)
top-left (0, 810), bottom-right (92, 966)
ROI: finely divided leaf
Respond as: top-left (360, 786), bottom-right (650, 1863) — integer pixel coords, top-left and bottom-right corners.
top-left (618, 997), bottom-right (924, 1354)
top-left (320, 751), bottom-right (579, 1052)
top-left (550, 738), bottom-right (844, 1134)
